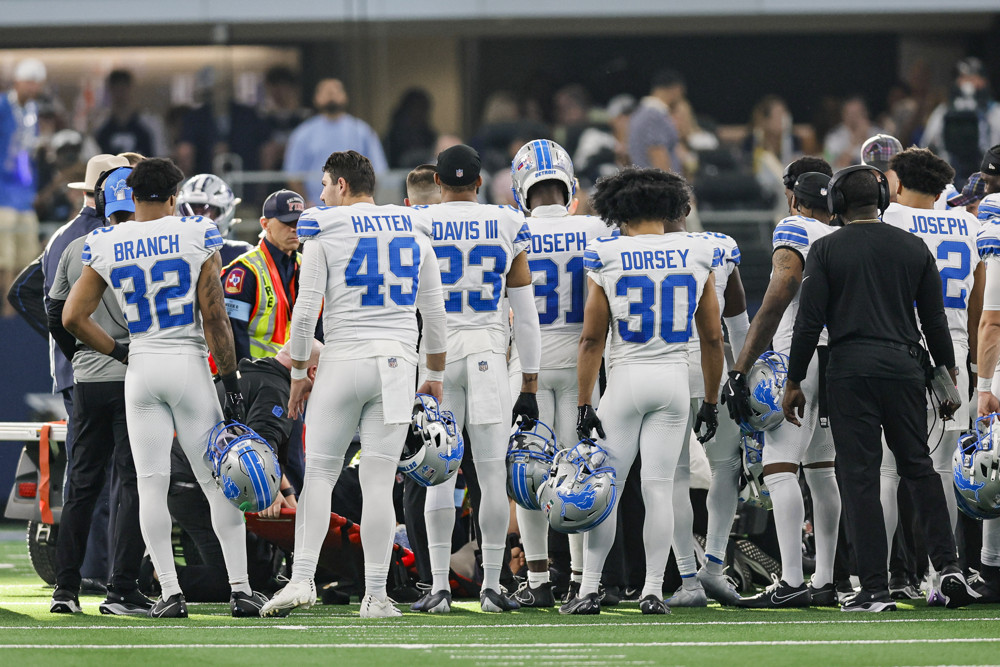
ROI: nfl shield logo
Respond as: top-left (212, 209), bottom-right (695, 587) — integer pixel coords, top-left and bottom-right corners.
top-left (456, 169), bottom-right (464, 178)
top-left (478, 360), bottom-right (488, 372)
top-left (388, 357), bottom-right (398, 368)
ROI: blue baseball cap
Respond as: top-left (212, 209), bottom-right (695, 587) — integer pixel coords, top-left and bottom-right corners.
top-left (103, 166), bottom-right (134, 217)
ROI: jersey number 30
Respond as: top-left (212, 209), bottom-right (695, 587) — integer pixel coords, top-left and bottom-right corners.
top-left (616, 274), bottom-right (697, 344)
top-left (109, 258), bottom-right (194, 334)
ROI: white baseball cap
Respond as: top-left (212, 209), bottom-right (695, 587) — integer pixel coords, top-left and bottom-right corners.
top-left (14, 58), bottom-right (47, 83)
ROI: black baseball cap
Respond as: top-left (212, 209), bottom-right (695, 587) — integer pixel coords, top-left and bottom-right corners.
top-left (436, 145), bottom-right (481, 186)
top-left (263, 189), bottom-right (305, 224)
top-left (793, 172), bottom-right (831, 209)
top-left (982, 145), bottom-right (1000, 176)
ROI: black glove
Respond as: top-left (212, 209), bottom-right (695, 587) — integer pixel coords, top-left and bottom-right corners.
top-left (721, 370), bottom-right (752, 428)
top-left (694, 401), bottom-right (719, 444)
top-left (221, 371), bottom-right (246, 424)
top-left (577, 404), bottom-right (605, 441)
top-left (512, 391), bottom-right (538, 429)
top-left (109, 341), bottom-right (129, 364)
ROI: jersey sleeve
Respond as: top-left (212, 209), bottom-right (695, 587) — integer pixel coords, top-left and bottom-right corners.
top-left (297, 208), bottom-right (322, 242)
top-left (772, 217), bottom-right (810, 253)
top-left (80, 228), bottom-right (111, 278)
top-left (977, 221), bottom-right (1000, 261)
top-left (722, 235), bottom-right (741, 266)
top-left (180, 216), bottom-right (223, 260)
top-left (583, 239), bottom-right (609, 292)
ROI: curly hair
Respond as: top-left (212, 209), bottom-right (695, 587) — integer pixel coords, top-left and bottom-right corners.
top-left (323, 150), bottom-right (375, 196)
top-left (126, 158), bottom-right (184, 202)
top-left (889, 147), bottom-right (955, 196)
top-left (782, 156), bottom-right (833, 190)
top-left (591, 167), bottom-right (690, 228)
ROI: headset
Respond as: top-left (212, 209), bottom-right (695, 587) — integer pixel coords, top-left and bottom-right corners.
top-left (826, 164), bottom-right (890, 216)
top-left (93, 168), bottom-right (114, 220)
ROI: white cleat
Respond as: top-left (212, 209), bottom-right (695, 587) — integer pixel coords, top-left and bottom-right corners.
top-left (259, 580), bottom-right (317, 617)
top-left (360, 594), bottom-right (403, 618)
top-left (666, 583), bottom-right (708, 607)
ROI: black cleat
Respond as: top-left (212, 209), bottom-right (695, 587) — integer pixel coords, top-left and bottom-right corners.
top-left (410, 589), bottom-right (452, 613)
top-left (559, 591), bottom-right (600, 615)
top-left (736, 577), bottom-right (811, 608)
top-left (148, 593), bottom-right (188, 618)
top-left (562, 581), bottom-right (580, 604)
top-left (598, 584), bottom-right (620, 607)
top-left (639, 594), bottom-right (670, 615)
top-left (940, 566), bottom-right (981, 609)
top-left (513, 581), bottom-right (555, 607)
top-left (841, 589), bottom-right (897, 612)
top-left (231, 590), bottom-right (269, 617)
top-left (808, 582), bottom-right (837, 607)
top-left (50, 588), bottom-right (81, 614)
top-left (480, 588), bottom-right (520, 612)
top-left (100, 589), bottom-right (154, 616)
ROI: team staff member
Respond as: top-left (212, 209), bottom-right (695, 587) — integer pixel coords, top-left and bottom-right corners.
top-left (222, 189), bottom-right (304, 361)
top-left (783, 165), bottom-right (977, 612)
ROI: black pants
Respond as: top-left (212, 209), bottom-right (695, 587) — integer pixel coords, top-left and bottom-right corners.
top-left (55, 381), bottom-right (142, 594)
top-left (828, 376), bottom-right (957, 592)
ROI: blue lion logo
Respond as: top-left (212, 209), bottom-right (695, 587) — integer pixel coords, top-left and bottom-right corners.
top-left (437, 443), bottom-right (463, 465)
top-left (752, 379), bottom-right (781, 420)
top-left (955, 469), bottom-right (985, 502)
top-left (559, 482), bottom-right (597, 515)
top-left (221, 475), bottom-right (240, 500)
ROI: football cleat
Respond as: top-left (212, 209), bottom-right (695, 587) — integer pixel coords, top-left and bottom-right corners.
top-left (665, 583), bottom-right (707, 607)
top-left (562, 581), bottom-right (581, 604)
top-left (360, 594), bottom-right (402, 618)
top-left (149, 593), bottom-right (188, 618)
top-left (99, 589), bottom-right (154, 616)
top-left (836, 580), bottom-right (856, 604)
top-left (50, 589), bottom-right (82, 614)
top-left (231, 590), bottom-right (269, 617)
top-left (598, 584), bottom-right (620, 607)
top-left (559, 591), bottom-right (600, 615)
top-left (410, 589), bottom-right (452, 613)
top-left (260, 580), bottom-right (316, 617)
top-left (888, 576), bottom-right (921, 600)
top-left (970, 573), bottom-right (1000, 603)
top-left (840, 589), bottom-right (896, 612)
top-left (807, 582), bottom-right (837, 607)
top-left (513, 580), bottom-right (555, 607)
top-left (639, 594), bottom-right (670, 615)
top-left (940, 567), bottom-right (981, 608)
top-left (735, 575), bottom-right (810, 608)
top-left (697, 567), bottom-right (740, 606)
top-left (480, 588), bottom-right (520, 613)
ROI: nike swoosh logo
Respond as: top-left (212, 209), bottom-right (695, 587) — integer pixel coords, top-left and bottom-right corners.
top-left (802, 276), bottom-right (810, 282)
top-left (771, 589), bottom-right (806, 603)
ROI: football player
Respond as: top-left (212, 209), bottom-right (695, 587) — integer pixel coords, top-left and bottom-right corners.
top-left (880, 148), bottom-right (983, 602)
top-left (260, 151), bottom-right (447, 619)
top-left (724, 159), bottom-right (842, 608)
top-left (414, 144), bottom-right (541, 613)
top-left (62, 158), bottom-right (260, 618)
top-left (567, 167), bottom-right (724, 615)
top-left (176, 173), bottom-right (251, 266)
top-left (507, 140), bottom-right (607, 607)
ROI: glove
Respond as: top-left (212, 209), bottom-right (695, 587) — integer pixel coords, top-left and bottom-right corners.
top-left (220, 371), bottom-right (247, 424)
top-left (721, 370), bottom-right (752, 428)
top-left (577, 404), bottom-right (605, 441)
top-left (694, 401), bottom-right (719, 444)
top-left (512, 391), bottom-right (539, 429)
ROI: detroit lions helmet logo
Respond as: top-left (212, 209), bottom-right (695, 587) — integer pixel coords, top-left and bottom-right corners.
top-left (752, 379), bottom-right (782, 422)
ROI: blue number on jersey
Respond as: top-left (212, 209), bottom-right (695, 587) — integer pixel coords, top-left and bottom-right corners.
top-left (937, 240), bottom-right (971, 309)
top-left (346, 237), bottom-right (422, 307)
top-left (529, 255), bottom-right (586, 325)
top-left (389, 237), bottom-right (421, 306)
top-left (434, 245), bottom-right (464, 312)
top-left (615, 274), bottom-right (696, 344)
top-left (110, 259), bottom-right (195, 334)
top-left (434, 244), bottom-right (508, 313)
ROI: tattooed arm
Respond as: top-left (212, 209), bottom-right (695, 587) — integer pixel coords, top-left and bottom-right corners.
top-left (198, 252), bottom-right (238, 377)
top-left (732, 247), bottom-right (803, 374)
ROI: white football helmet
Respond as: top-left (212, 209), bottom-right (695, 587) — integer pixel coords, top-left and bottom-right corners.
top-left (537, 439), bottom-right (616, 533)
top-left (510, 139), bottom-right (577, 213)
top-left (205, 421), bottom-right (282, 513)
top-left (177, 173), bottom-right (241, 237)
top-left (738, 431), bottom-right (772, 510)
top-left (744, 351), bottom-right (789, 433)
top-left (398, 394), bottom-right (463, 487)
top-left (506, 420), bottom-right (558, 510)
top-left (954, 415), bottom-right (1000, 520)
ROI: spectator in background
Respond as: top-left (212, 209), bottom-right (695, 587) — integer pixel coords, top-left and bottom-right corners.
top-left (94, 70), bottom-right (155, 158)
top-left (384, 88), bottom-right (437, 169)
top-left (674, 98), bottom-right (719, 180)
top-left (0, 58), bottom-right (46, 313)
top-left (552, 84), bottom-right (592, 157)
top-left (259, 66), bottom-right (310, 173)
top-left (824, 96), bottom-right (881, 169)
top-left (470, 91), bottom-right (549, 176)
top-left (573, 95), bottom-right (635, 189)
top-left (283, 78), bottom-right (387, 206)
top-left (745, 96), bottom-right (799, 178)
top-left (628, 69), bottom-right (685, 172)
top-left (947, 172), bottom-right (988, 217)
top-left (34, 129), bottom-right (86, 224)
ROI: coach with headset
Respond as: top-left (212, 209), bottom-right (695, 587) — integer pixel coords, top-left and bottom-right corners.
top-left (781, 164), bottom-right (977, 611)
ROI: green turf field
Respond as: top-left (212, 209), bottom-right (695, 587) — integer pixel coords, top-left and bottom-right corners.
top-left (1, 539), bottom-right (998, 666)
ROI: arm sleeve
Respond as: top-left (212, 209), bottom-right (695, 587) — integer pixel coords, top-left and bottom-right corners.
top-left (244, 382), bottom-right (293, 463)
top-left (289, 240), bottom-right (327, 363)
top-left (984, 256), bottom-right (1000, 311)
top-left (916, 250), bottom-right (956, 369)
top-left (415, 240), bottom-right (447, 355)
top-left (787, 246), bottom-right (829, 382)
top-left (46, 299), bottom-right (78, 363)
top-left (221, 264), bottom-right (256, 362)
top-left (723, 311), bottom-right (750, 362)
top-left (508, 283), bottom-right (541, 374)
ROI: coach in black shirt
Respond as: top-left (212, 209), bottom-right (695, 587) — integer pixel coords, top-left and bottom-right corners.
top-left (782, 165), bottom-right (976, 611)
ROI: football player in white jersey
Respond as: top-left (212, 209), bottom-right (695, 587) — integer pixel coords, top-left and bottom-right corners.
top-left (566, 167), bottom-right (724, 615)
top-left (258, 151), bottom-right (447, 619)
top-left (62, 158), bottom-right (259, 618)
top-left (505, 140), bottom-right (607, 607)
top-left (414, 145), bottom-right (541, 613)
top-left (724, 161), bottom-right (842, 608)
top-left (880, 148), bottom-right (983, 599)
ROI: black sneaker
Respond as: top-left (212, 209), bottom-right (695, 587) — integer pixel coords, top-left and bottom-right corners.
top-left (562, 581), bottom-right (580, 604)
top-left (559, 591), bottom-right (600, 615)
top-left (80, 577), bottom-right (108, 596)
top-left (971, 573), bottom-right (1000, 603)
top-left (513, 581), bottom-right (554, 607)
top-left (836, 579), bottom-right (856, 605)
top-left (480, 588), bottom-right (519, 612)
top-left (735, 577), bottom-right (811, 608)
top-left (100, 589), bottom-right (154, 616)
top-left (621, 585), bottom-right (641, 601)
top-left (940, 566), bottom-right (981, 609)
top-left (639, 594), bottom-right (670, 615)
top-left (410, 589), bottom-right (452, 613)
top-left (841, 589), bottom-right (896, 612)
top-left (231, 590), bottom-right (269, 617)
top-left (50, 588), bottom-right (81, 614)
top-left (808, 582), bottom-right (837, 606)
top-left (148, 593), bottom-right (188, 618)
top-left (598, 584), bottom-right (620, 607)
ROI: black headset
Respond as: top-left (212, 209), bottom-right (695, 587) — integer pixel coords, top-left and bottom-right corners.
top-left (93, 168), bottom-right (114, 220)
top-left (826, 164), bottom-right (891, 216)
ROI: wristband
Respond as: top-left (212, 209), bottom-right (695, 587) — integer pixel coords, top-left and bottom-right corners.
top-left (109, 342), bottom-right (128, 363)
top-left (978, 376), bottom-right (994, 393)
top-left (280, 487), bottom-right (296, 498)
top-left (425, 369), bottom-right (444, 382)
top-left (220, 371), bottom-right (241, 393)
top-left (290, 366), bottom-right (308, 380)
top-left (970, 363), bottom-right (978, 374)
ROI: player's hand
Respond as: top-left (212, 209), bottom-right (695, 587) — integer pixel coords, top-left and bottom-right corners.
top-left (979, 391), bottom-right (1000, 418)
top-left (417, 380), bottom-right (443, 405)
top-left (224, 390), bottom-right (246, 424)
top-left (782, 380), bottom-right (805, 427)
top-left (288, 378), bottom-right (313, 420)
top-left (512, 391), bottom-right (538, 429)
top-left (721, 370), bottom-right (752, 428)
top-left (259, 487), bottom-right (296, 518)
top-left (577, 404), bottom-right (605, 441)
top-left (694, 401), bottom-right (719, 443)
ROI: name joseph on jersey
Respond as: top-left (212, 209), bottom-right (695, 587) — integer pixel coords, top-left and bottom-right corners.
top-left (905, 214), bottom-right (972, 236)
top-left (531, 231), bottom-right (588, 254)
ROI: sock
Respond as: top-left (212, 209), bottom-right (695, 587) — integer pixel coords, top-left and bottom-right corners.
top-left (515, 504), bottom-right (549, 563)
top-left (681, 573), bottom-right (700, 591)
top-left (641, 477), bottom-right (673, 600)
top-left (424, 478), bottom-right (458, 594)
top-left (671, 450), bottom-right (698, 579)
top-left (290, 453), bottom-right (343, 583)
top-left (879, 470), bottom-right (900, 557)
top-left (137, 473), bottom-right (182, 598)
top-left (705, 453), bottom-right (741, 561)
top-left (704, 555), bottom-right (724, 576)
top-left (200, 479), bottom-right (251, 593)
top-left (804, 467), bottom-right (840, 589)
top-left (764, 471), bottom-right (805, 587)
top-left (360, 456), bottom-right (398, 600)
top-left (475, 460), bottom-right (510, 592)
top-left (982, 518), bottom-right (1000, 568)
top-left (568, 533), bottom-right (584, 577)
top-left (579, 513), bottom-right (618, 596)
top-left (527, 570), bottom-right (549, 587)
top-left (572, 572), bottom-right (583, 584)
